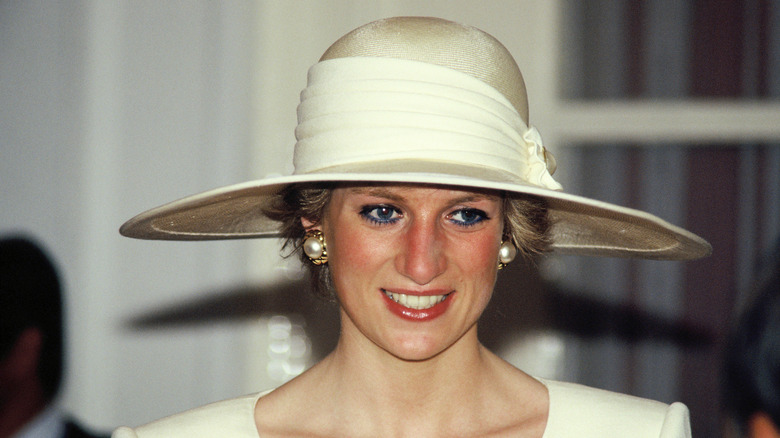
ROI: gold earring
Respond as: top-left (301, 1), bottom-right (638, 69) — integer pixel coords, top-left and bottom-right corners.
top-left (498, 240), bottom-right (517, 270)
top-left (303, 230), bottom-right (328, 265)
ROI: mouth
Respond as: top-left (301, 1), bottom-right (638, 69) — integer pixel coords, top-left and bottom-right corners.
top-left (382, 289), bottom-right (451, 310)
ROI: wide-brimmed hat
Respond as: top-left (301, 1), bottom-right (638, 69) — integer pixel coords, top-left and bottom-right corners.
top-left (120, 17), bottom-right (711, 260)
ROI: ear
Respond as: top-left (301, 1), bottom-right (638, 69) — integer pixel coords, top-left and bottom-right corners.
top-left (301, 217), bottom-right (321, 231)
top-left (748, 412), bottom-right (780, 438)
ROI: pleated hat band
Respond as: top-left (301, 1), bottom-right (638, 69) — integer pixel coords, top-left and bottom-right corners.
top-left (293, 57), bottom-right (561, 191)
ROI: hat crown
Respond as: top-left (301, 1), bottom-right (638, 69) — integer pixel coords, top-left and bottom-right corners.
top-left (320, 16), bottom-right (529, 124)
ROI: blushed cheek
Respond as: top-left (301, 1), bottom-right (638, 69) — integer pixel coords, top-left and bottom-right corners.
top-left (326, 228), bottom-right (382, 296)
top-left (331, 231), bottom-right (379, 271)
top-left (464, 235), bottom-right (501, 271)
top-left (462, 236), bottom-right (502, 304)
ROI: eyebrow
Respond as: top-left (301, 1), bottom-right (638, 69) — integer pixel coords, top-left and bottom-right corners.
top-left (348, 187), bottom-right (405, 202)
top-left (347, 186), bottom-right (499, 205)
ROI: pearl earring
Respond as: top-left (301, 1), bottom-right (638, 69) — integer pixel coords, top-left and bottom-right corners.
top-left (498, 240), bottom-right (517, 270)
top-left (302, 230), bottom-right (328, 265)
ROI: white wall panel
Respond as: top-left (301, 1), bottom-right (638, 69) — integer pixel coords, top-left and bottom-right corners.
top-left (2, 0), bottom-right (257, 430)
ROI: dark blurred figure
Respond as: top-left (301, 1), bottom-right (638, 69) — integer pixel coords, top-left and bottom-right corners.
top-left (723, 241), bottom-right (780, 438)
top-left (0, 236), bottom-right (107, 438)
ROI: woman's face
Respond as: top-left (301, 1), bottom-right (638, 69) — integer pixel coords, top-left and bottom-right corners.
top-left (310, 184), bottom-right (504, 361)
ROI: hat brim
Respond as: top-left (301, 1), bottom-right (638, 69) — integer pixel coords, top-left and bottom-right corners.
top-left (119, 160), bottom-right (712, 261)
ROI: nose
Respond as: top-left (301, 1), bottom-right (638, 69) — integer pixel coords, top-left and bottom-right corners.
top-left (395, 217), bottom-right (447, 285)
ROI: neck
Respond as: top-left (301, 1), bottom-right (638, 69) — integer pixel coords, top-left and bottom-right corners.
top-left (314, 318), bottom-right (507, 436)
top-left (269, 312), bottom-right (548, 437)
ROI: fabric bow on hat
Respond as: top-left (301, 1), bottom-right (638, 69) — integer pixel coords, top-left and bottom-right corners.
top-left (523, 126), bottom-right (561, 191)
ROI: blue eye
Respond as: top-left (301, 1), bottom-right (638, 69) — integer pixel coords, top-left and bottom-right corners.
top-left (360, 205), bottom-right (401, 225)
top-left (450, 208), bottom-right (488, 226)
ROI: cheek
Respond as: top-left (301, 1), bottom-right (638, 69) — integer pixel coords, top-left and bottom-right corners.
top-left (455, 233), bottom-right (501, 273)
top-left (448, 232), bottom-right (501, 307)
top-left (325, 224), bottom-right (382, 283)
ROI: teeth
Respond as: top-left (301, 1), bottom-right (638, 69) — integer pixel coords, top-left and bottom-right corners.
top-left (384, 290), bottom-right (447, 310)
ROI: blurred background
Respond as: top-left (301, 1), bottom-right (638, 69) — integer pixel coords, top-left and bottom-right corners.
top-left (2, 1), bottom-right (779, 437)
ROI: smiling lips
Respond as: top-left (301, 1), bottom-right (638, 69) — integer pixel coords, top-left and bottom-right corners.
top-left (381, 289), bottom-right (453, 321)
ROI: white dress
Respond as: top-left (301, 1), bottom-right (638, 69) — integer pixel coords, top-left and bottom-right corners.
top-left (112, 379), bottom-right (691, 438)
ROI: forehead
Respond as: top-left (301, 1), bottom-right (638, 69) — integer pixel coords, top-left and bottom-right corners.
top-left (333, 183), bottom-right (503, 203)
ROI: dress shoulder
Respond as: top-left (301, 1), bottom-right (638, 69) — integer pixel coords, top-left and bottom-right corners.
top-left (540, 379), bottom-right (691, 438)
top-left (111, 392), bottom-right (264, 438)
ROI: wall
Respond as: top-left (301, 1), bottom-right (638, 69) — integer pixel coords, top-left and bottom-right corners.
top-left (1, 0), bottom-right (558, 429)
top-left (2, 0), bottom-right (256, 429)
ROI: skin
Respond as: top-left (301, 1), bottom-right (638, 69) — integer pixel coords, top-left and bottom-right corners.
top-left (749, 413), bottom-right (780, 438)
top-left (255, 184), bottom-right (549, 437)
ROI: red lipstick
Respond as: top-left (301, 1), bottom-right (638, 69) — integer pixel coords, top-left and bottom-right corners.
top-left (380, 289), bottom-right (454, 321)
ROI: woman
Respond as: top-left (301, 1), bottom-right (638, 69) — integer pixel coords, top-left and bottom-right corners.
top-left (114, 17), bottom-right (711, 437)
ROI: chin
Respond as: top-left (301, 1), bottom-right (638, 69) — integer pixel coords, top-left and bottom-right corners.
top-left (391, 349), bottom-right (444, 362)
top-left (384, 334), bottom-right (453, 362)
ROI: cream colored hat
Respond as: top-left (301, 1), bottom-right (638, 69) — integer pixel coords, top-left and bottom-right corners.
top-left (120, 17), bottom-right (711, 260)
